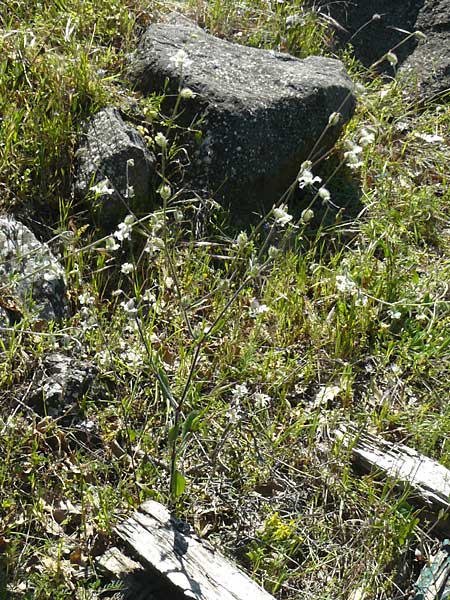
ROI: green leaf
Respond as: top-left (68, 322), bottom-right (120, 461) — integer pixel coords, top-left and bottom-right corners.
top-left (168, 423), bottom-right (179, 444)
top-left (156, 365), bottom-right (175, 406)
top-left (171, 470), bottom-right (186, 498)
top-left (182, 410), bottom-right (202, 440)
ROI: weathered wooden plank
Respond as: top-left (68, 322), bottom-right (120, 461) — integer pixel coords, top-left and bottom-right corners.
top-left (335, 424), bottom-right (450, 533)
top-left (115, 500), bottom-right (275, 600)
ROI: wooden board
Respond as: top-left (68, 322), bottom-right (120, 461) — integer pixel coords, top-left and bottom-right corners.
top-left (335, 424), bottom-right (450, 534)
top-left (115, 500), bottom-right (275, 600)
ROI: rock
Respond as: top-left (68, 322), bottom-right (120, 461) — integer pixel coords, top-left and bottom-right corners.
top-left (75, 107), bottom-right (156, 230)
top-left (321, 0), bottom-right (450, 100)
top-left (399, 0), bottom-right (450, 100)
top-left (0, 215), bottom-right (69, 324)
top-left (127, 15), bottom-right (355, 221)
top-left (319, 0), bottom-right (423, 70)
top-left (30, 353), bottom-right (97, 417)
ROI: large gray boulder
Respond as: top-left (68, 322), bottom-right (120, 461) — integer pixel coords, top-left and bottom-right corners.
top-left (75, 107), bottom-right (156, 230)
top-left (399, 0), bottom-right (450, 100)
top-left (127, 15), bottom-right (356, 220)
top-left (0, 215), bottom-right (69, 323)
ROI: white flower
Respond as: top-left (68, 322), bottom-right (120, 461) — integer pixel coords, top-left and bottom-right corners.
top-left (121, 262), bottom-right (134, 274)
top-left (414, 132), bottom-right (444, 144)
top-left (314, 385), bottom-right (341, 407)
top-left (78, 292), bottom-right (95, 305)
top-left (180, 87), bottom-right (195, 99)
top-left (253, 392), bottom-right (271, 409)
top-left (227, 404), bottom-right (241, 424)
top-left (105, 236), bottom-right (119, 251)
top-left (120, 298), bottom-right (137, 316)
top-left (328, 112), bottom-right (341, 126)
top-left (250, 298), bottom-right (269, 316)
top-left (268, 246), bottom-right (279, 259)
top-left (414, 30), bottom-right (427, 43)
top-left (298, 168), bottom-right (322, 188)
top-left (232, 383), bottom-right (248, 400)
top-left (164, 276), bottom-right (174, 289)
top-left (344, 150), bottom-right (363, 170)
top-left (90, 178), bottom-right (114, 195)
top-left (158, 184), bottom-right (171, 201)
top-left (144, 237), bottom-right (164, 255)
top-left (336, 274), bottom-right (357, 294)
top-left (114, 216), bottom-right (135, 241)
top-left (301, 208), bottom-right (314, 224)
top-left (169, 49), bottom-right (192, 71)
top-left (359, 128), bottom-right (375, 146)
top-left (155, 132), bottom-right (168, 149)
top-left (125, 185), bottom-right (135, 199)
top-left (318, 187), bottom-right (330, 204)
top-left (386, 52), bottom-right (398, 66)
top-left (142, 289), bottom-right (156, 304)
top-left (387, 309), bottom-right (402, 320)
top-left (391, 363), bottom-right (402, 375)
top-left (273, 204), bottom-right (293, 226)
top-left (123, 348), bottom-right (143, 369)
top-left (236, 231), bottom-right (248, 249)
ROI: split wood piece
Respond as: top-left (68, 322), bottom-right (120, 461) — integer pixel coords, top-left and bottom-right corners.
top-left (98, 546), bottom-right (144, 578)
top-left (414, 540), bottom-right (450, 600)
top-left (115, 500), bottom-right (276, 600)
top-left (335, 424), bottom-right (450, 535)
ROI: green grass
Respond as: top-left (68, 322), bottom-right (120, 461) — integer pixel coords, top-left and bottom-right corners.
top-left (1, 1), bottom-right (450, 598)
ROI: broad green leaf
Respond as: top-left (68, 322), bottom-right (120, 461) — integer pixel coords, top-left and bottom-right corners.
top-left (182, 410), bottom-right (202, 440)
top-left (171, 470), bottom-right (186, 497)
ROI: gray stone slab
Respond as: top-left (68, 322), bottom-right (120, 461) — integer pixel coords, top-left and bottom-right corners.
top-left (128, 15), bottom-right (356, 220)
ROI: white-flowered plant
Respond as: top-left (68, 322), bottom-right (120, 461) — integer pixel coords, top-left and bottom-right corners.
top-left (180, 87), bottom-right (195, 99)
top-left (104, 236), bottom-right (120, 251)
top-left (253, 392), bottom-right (271, 409)
top-left (344, 141), bottom-right (364, 170)
top-left (336, 274), bottom-right (358, 294)
top-left (169, 49), bottom-right (192, 71)
top-left (114, 215), bottom-right (135, 242)
top-left (144, 237), bottom-right (165, 256)
top-left (120, 298), bottom-right (137, 316)
top-left (318, 187), bottom-right (331, 204)
top-left (90, 178), bottom-right (115, 196)
top-left (155, 132), bottom-right (168, 149)
top-left (273, 204), bottom-right (293, 226)
top-left (301, 208), bottom-right (314, 224)
top-left (386, 52), bottom-right (398, 67)
top-left (158, 184), bottom-right (171, 201)
top-left (328, 112), bottom-right (341, 126)
top-left (298, 166), bottom-right (322, 188)
top-left (358, 128), bottom-right (375, 147)
top-left (120, 262), bottom-right (134, 275)
top-left (236, 231), bottom-right (248, 249)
